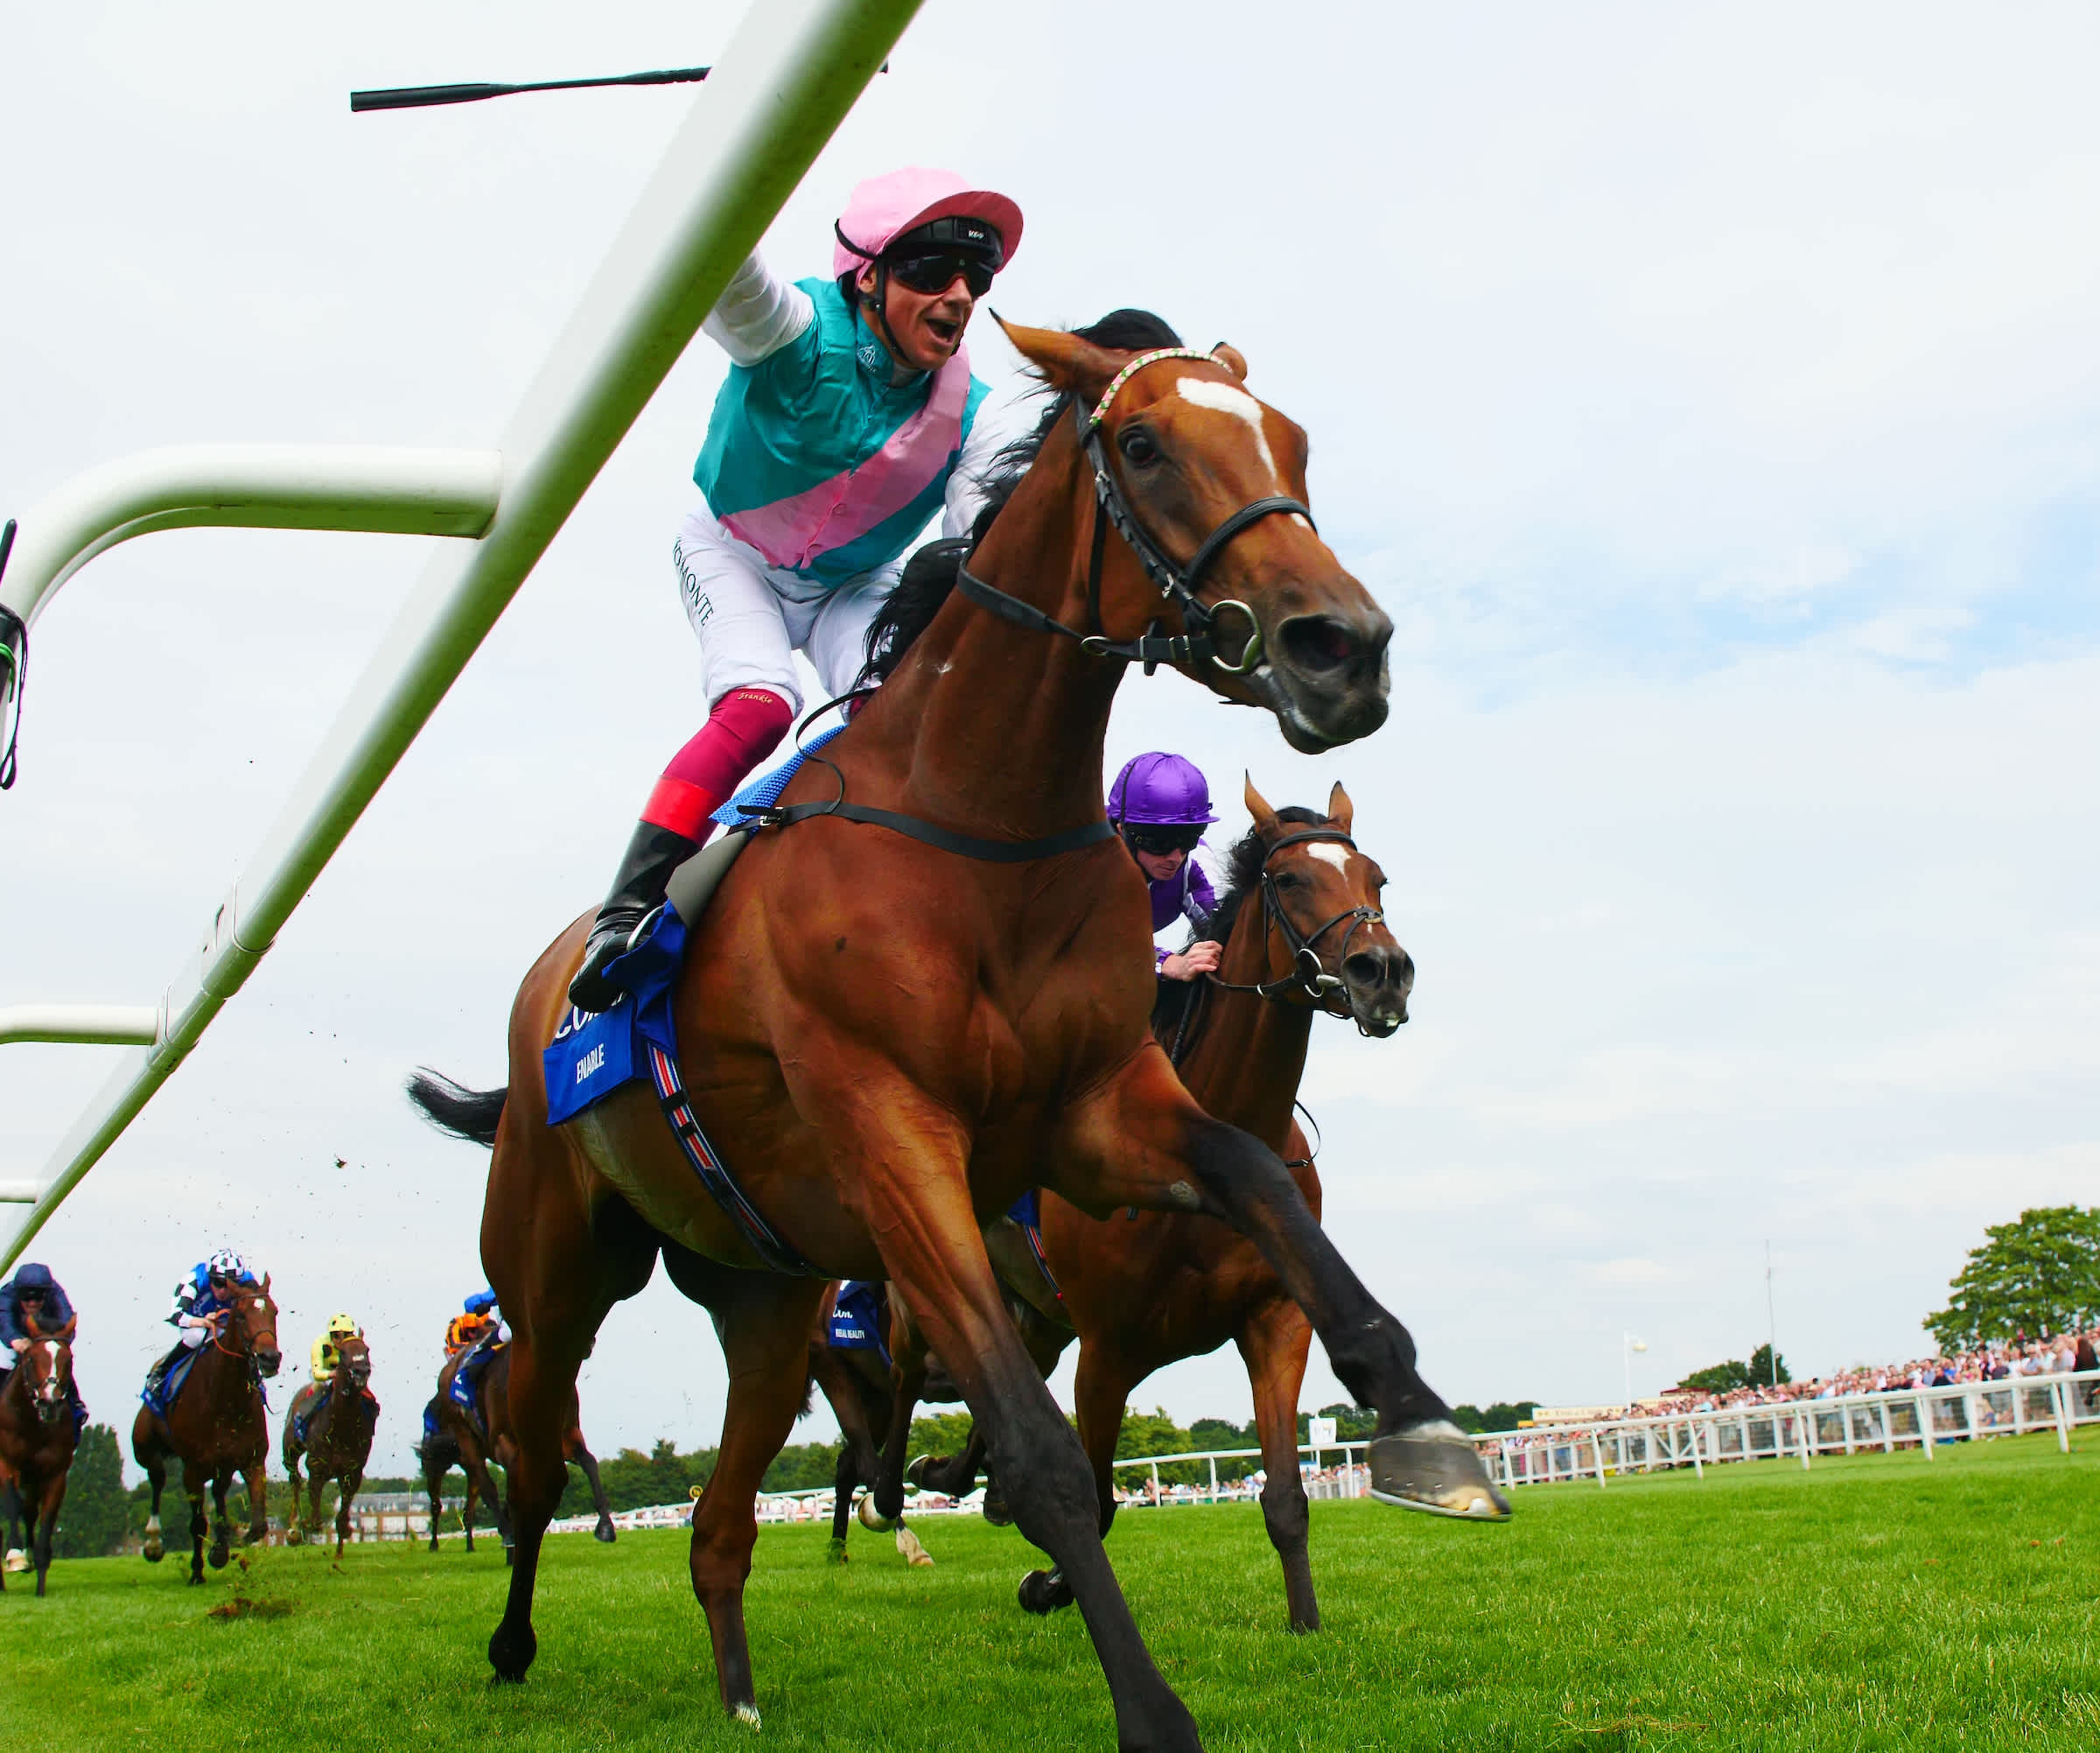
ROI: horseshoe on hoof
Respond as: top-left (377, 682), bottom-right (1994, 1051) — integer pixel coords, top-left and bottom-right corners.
top-left (856, 1492), bottom-right (895, 1533)
top-left (1368, 1422), bottom-right (1512, 1521)
top-left (1016, 1567), bottom-right (1074, 1615)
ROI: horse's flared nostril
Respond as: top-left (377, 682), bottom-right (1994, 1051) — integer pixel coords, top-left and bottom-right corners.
top-left (1343, 950), bottom-right (1385, 989)
top-left (1278, 614), bottom-right (1362, 677)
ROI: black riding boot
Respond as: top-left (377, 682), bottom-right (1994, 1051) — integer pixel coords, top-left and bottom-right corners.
top-left (568, 821), bottom-right (700, 1013)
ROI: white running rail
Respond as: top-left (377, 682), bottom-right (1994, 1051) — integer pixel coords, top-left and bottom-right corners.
top-left (0, 0), bottom-right (923, 1259)
top-left (1470, 1370), bottom-right (2100, 1490)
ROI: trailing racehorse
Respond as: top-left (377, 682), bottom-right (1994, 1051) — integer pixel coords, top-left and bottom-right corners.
top-left (415, 311), bottom-right (1502, 1749)
top-left (909, 780), bottom-right (1435, 1632)
top-left (807, 1277), bottom-right (1062, 1567)
top-left (130, 1278), bottom-right (281, 1584)
top-left (417, 1343), bottom-right (617, 1557)
top-left (0, 1325), bottom-right (80, 1595)
top-left (282, 1333), bottom-right (379, 1559)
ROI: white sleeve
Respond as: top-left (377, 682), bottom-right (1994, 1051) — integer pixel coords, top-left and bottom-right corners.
top-left (942, 396), bottom-right (1025, 541)
top-left (702, 250), bottom-right (815, 368)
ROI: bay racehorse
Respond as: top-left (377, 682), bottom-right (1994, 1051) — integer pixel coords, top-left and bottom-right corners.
top-left (0, 1325), bottom-right (80, 1595)
top-left (417, 1343), bottom-right (616, 1557)
top-left (416, 310), bottom-right (1502, 1748)
top-left (131, 1277), bottom-right (281, 1583)
top-left (282, 1333), bottom-right (379, 1558)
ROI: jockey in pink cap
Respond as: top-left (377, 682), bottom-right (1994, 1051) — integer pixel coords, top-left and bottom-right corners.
top-left (570, 168), bottom-right (1026, 1012)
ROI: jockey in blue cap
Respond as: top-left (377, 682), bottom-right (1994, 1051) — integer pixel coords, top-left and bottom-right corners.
top-left (567, 166), bottom-right (1026, 1013)
top-left (0, 1263), bottom-right (85, 1429)
top-left (1110, 753), bottom-right (1224, 982)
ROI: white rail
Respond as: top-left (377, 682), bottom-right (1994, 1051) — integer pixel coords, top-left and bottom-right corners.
top-left (1471, 1370), bottom-right (2099, 1490)
top-left (0, 0), bottom-right (922, 1268)
top-left (0, 1005), bottom-right (161, 1047)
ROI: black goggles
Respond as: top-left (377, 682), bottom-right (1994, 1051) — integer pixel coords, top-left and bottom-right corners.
top-left (1120, 824), bottom-right (1204, 857)
top-left (886, 249), bottom-right (998, 298)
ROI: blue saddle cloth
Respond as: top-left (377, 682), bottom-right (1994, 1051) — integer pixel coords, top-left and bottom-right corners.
top-left (543, 726), bottom-right (848, 1129)
top-left (828, 1280), bottom-right (889, 1364)
top-left (291, 1382), bottom-right (332, 1447)
top-left (451, 1341), bottom-right (500, 1414)
top-left (138, 1348), bottom-right (199, 1420)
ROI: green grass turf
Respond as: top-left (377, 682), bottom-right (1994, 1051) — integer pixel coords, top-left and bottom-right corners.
top-left (6, 1434), bottom-right (2097, 1750)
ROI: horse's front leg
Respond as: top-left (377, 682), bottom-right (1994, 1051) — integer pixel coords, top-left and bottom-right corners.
top-left (815, 1090), bottom-right (1200, 1753)
top-left (870, 1342), bottom-right (926, 1529)
top-left (1019, 1340), bottom-right (1136, 1618)
top-left (1059, 1046), bottom-right (1508, 1522)
top-left (1237, 1294), bottom-right (1320, 1631)
top-left (335, 1468), bottom-right (361, 1561)
top-left (33, 1471), bottom-right (64, 1596)
top-left (808, 1344), bottom-right (878, 1561)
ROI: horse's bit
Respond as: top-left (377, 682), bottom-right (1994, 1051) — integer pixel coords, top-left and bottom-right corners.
top-left (957, 347), bottom-right (1314, 676)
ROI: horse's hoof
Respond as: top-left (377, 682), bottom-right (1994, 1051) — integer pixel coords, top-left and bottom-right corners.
top-left (142, 1543), bottom-right (163, 1564)
top-left (1017, 1567), bottom-right (1074, 1615)
top-left (285, 1527), bottom-right (304, 1547)
top-left (826, 1537), bottom-right (849, 1566)
top-left (904, 1453), bottom-right (932, 1490)
top-left (592, 1518), bottom-right (617, 1545)
top-left (894, 1525), bottom-right (934, 1567)
top-left (856, 1494), bottom-right (895, 1533)
top-left (732, 1702), bottom-right (761, 1731)
top-left (186, 1571), bottom-right (204, 1588)
top-left (981, 1489), bottom-right (1013, 1528)
top-left (488, 1622), bottom-right (536, 1683)
top-left (1368, 1423), bottom-right (1512, 1521)
top-left (207, 1544), bottom-right (230, 1571)
top-left (5, 1548), bottom-right (29, 1574)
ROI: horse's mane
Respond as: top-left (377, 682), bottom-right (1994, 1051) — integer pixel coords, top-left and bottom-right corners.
top-left (1151, 806), bottom-right (1328, 1054)
top-left (857, 308), bottom-right (1187, 690)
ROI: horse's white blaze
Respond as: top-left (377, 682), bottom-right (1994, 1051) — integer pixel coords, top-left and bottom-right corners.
top-left (1306, 843), bottom-right (1350, 872)
top-left (1173, 375), bottom-right (1279, 485)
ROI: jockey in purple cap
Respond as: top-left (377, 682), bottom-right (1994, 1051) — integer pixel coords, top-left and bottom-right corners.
top-left (1110, 753), bottom-right (1224, 982)
top-left (569, 167), bottom-right (1026, 1013)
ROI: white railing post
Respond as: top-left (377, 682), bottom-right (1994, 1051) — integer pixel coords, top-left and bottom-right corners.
top-left (2052, 1379), bottom-right (2072, 1455)
top-left (1914, 1393), bottom-right (1934, 1460)
top-left (1208, 1454), bottom-right (1219, 1504)
top-left (1688, 1420), bottom-right (1704, 1480)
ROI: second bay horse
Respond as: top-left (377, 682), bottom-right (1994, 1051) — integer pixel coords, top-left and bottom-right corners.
top-left (283, 1334), bottom-right (379, 1559)
top-left (0, 1326), bottom-right (80, 1595)
top-left (423, 310), bottom-right (1501, 1749)
top-left (131, 1277), bottom-right (281, 1583)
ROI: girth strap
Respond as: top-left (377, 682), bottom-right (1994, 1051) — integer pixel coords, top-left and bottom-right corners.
top-left (746, 794), bottom-right (1116, 865)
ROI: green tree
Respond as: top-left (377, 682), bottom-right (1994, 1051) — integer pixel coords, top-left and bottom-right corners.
top-left (1927, 1205), bottom-right (2100, 1350)
top-left (1747, 1343), bottom-right (1790, 1386)
top-left (53, 1423), bottom-right (133, 1557)
top-left (1676, 1358), bottom-right (1751, 1394)
top-left (1452, 1400), bottom-right (1537, 1433)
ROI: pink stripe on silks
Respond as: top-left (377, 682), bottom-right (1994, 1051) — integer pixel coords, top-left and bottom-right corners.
top-left (720, 346), bottom-right (971, 571)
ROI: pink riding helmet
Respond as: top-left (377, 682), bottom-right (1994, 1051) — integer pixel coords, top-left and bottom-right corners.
top-left (831, 166), bottom-right (1026, 282)
top-left (1109, 753), bottom-right (1218, 827)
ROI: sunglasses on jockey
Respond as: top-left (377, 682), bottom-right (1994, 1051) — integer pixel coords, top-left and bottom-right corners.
top-left (886, 249), bottom-right (998, 298)
top-left (1119, 823), bottom-right (1205, 857)
top-left (838, 214), bottom-right (1005, 301)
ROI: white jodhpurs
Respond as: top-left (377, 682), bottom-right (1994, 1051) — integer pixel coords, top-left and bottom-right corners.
top-left (673, 505), bottom-right (900, 718)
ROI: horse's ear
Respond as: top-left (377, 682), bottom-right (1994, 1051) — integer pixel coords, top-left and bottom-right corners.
top-left (995, 315), bottom-right (1125, 405)
top-left (1326, 780), bottom-right (1354, 835)
top-left (259, 1273), bottom-right (271, 1295)
top-left (1244, 772), bottom-right (1281, 838)
top-left (1210, 342), bottom-right (1249, 382)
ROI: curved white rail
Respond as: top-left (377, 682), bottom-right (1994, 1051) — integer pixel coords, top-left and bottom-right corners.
top-left (0, 1004), bottom-right (161, 1046)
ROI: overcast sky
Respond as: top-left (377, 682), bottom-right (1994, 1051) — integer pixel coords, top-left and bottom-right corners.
top-left (4, 2), bottom-right (2097, 1476)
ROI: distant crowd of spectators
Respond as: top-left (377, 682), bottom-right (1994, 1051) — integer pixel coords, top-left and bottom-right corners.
top-left (1648, 1330), bottom-right (2100, 1417)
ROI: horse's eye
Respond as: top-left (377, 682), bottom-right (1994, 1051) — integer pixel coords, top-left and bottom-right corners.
top-left (1274, 871), bottom-right (1301, 888)
top-left (1119, 427), bottom-right (1159, 466)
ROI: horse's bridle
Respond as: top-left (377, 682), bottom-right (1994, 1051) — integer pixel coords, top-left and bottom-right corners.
top-left (957, 347), bottom-right (1315, 676)
top-left (1206, 829), bottom-right (1387, 1023)
top-left (210, 1294), bottom-right (276, 1385)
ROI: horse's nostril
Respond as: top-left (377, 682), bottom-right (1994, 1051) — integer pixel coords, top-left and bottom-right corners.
top-left (1278, 615), bottom-right (1359, 676)
top-left (1342, 951), bottom-right (1384, 988)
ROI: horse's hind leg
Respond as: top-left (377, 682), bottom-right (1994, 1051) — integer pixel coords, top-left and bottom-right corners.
top-left (241, 1450), bottom-right (270, 1547)
top-left (688, 1272), bottom-right (829, 1725)
top-left (335, 1468), bottom-right (361, 1562)
top-left (1239, 1295), bottom-right (1320, 1632)
top-left (1020, 1340), bottom-right (1135, 1616)
top-left (207, 1466), bottom-right (234, 1570)
top-left (564, 1429), bottom-right (617, 1543)
top-left (183, 1462), bottom-right (210, 1584)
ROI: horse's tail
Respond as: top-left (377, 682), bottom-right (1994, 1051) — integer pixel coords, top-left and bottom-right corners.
top-left (407, 1068), bottom-right (508, 1149)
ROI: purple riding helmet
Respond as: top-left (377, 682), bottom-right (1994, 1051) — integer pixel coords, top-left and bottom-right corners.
top-left (1108, 752), bottom-right (1218, 826)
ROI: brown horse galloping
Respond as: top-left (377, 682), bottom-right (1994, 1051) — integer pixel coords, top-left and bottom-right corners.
top-left (425, 312), bottom-right (1502, 1749)
top-left (0, 1325), bottom-right (80, 1596)
top-left (131, 1279), bottom-right (282, 1584)
top-left (282, 1334), bottom-right (379, 1559)
top-left (419, 1344), bottom-right (617, 1557)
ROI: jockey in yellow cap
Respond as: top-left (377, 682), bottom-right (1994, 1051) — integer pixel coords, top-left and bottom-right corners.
top-left (309, 1312), bottom-right (361, 1385)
